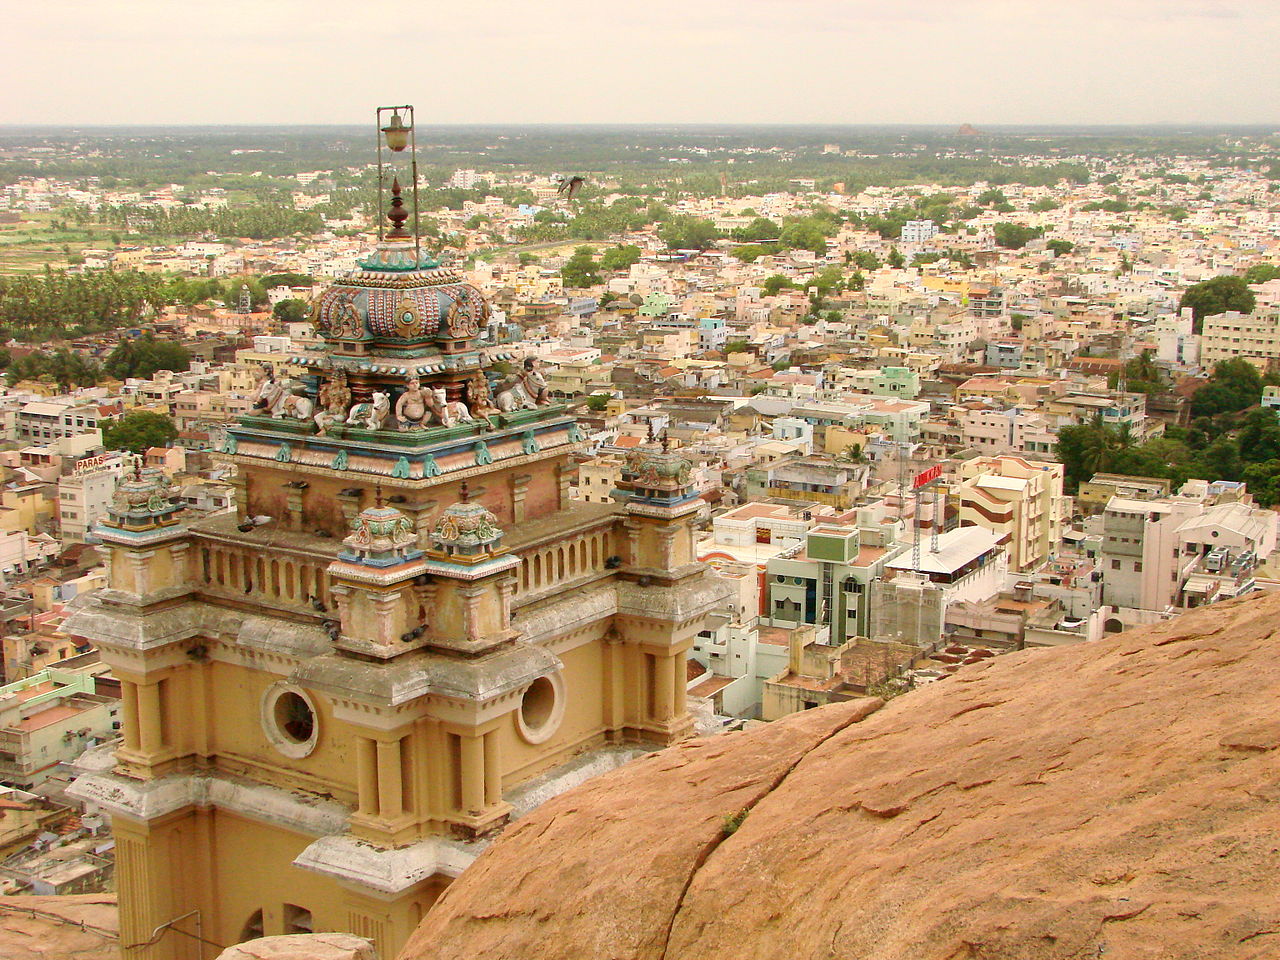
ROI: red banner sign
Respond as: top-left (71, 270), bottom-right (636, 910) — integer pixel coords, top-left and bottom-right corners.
top-left (912, 464), bottom-right (942, 489)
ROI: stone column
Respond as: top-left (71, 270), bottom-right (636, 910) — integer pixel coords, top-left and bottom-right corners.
top-left (654, 654), bottom-right (674, 721)
top-left (286, 488), bottom-right (305, 529)
top-left (459, 734), bottom-right (485, 815)
top-left (482, 730), bottom-right (502, 807)
top-left (510, 473), bottom-right (531, 524)
top-left (672, 649), bottom-right (687, 718)
top-left (136, 680), bottom-right (164, 755)
top-left (602, 633), bottom-right (624, 732)
top-left (376, 737), bottom-right (403, 820)
top-left (355, 737), bottom-right (378, 817)
top-left (121, 681), bottom-right (141, 753)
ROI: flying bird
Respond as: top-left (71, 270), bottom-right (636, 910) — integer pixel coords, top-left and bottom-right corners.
top-left (555, 174), bottom-right (585, 201)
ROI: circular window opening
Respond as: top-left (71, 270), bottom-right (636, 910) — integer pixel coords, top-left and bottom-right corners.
top-left (261, 684), bottom-right (320, 758)
top-left (275, 692), bottom-right (314, 743)
top-left (516, 673), bottom-right (564, 745)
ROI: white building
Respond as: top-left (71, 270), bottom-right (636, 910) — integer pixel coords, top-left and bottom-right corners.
top-left (57, 455), bottom-right (127, 544)
top-left (900, 220), bottom-right (939, 243)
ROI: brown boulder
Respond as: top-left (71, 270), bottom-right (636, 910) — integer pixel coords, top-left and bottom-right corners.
top-left (217, 933), bottom-right (375, 960)
top-left (402, 591), bottom-right (1280, 960)
top-left (0, 895), bottom-right (118, 960)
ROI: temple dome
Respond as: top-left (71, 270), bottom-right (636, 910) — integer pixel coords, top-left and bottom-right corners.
top-left (311, 242), bottom-right (488, 348)
top-left (429, 497), bottom-right (503, 561)
top-left (338, 504), bottom-right (420, 567)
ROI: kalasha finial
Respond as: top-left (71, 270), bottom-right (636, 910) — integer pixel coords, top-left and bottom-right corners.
top-left (133, 454), bottom-right (143, 481)
top-left (460, 482), bottom-right (471, 503)
top-left (386, 177), bottom-right (410, 239)
top-left (661, 430), bottom-right (670, 454)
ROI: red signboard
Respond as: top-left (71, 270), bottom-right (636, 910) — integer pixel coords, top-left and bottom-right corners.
top-left (912, 464), bottom-right (942, 489)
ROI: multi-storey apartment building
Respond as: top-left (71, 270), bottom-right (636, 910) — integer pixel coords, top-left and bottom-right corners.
top-left (955, 455), bottom-right (1067, 573)
top-left (1199, 308), bottom-right (1280, 368)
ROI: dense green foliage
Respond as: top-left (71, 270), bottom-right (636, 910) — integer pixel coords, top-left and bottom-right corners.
top-left (993, 222), bottom-right (1044, 249)
top-left (1056, 361), bottom-right (1280, 504)
top-left (6, 349), bottom-right (101, 391)
top-left (100, 203), bottom-right (322, 240)
top-left (1180, 276), bottom-right (1256, 332)
top-left (560, 246), bottom-right (600, 288)
top-left (597, 244), bottom-right (642, 272)
top-left (104, 336), bottom-right (190, 380)
top-left (1243, 263), bottom-right (1280, 284)
top-left (102, 410), bottom-right (178, 453)
top-left (0, 270), bottom-right (165, 340)
top-left (658, 217), bottom-right (721, 250)
top-left (1189, 358), bottom-right (1266, 418)
top-left (272, 298), bottom-right (310, 323)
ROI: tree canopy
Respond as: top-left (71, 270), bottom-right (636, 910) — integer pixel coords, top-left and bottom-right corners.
top-left (104, 336), bottom-right (191, 381)
top-left (1180, 276), bottom-right (1256, 333)
top-left (1190, 358), bottom-right (1265, 418)
top-left (993, 222), bottom-right (1044, 249)
top-left (102, 411), bottom-right (178, 454)
top-left (560, 246), bottom-right (600, 288)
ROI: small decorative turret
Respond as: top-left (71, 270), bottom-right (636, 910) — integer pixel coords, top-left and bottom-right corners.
top-left (340, 503), bottom-right (423, 567)
top-left (327, 499), bottom-right (430, 659)
top-left (619, 433), bottom-right (697, 508)
top-left (95, 456), bottom-right (190, 598)
top-left (427, 484), bottom-right (505, 563)
top-left (102, 457), bottom-right (185, 534)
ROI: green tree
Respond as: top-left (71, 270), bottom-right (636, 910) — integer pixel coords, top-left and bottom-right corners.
top-left (724, 341), bottom-right (750, 354)
top-left (778, 219), bottom-right (828, 254)
top-left (657, 217), bottom-right (720, 250)
top-left (560, 246), bottom-right (600, 288)
top-left (272, 298), bottom-right (310, 323)
top-left (1046, 239), bottom-right (1075, 257)
top-left (104, 336), bottom-right (190, 381)
top-left (762, 275), bottom-right (797, 296)
top-left (1180, 276), bottom-right (1255, 332)
top-left (585, 394), bottom-right (610, 412)
top-left (730, 217), bottom-right (781, 242)
top-left (993, 223), bottom-right (1044, 249)
top-left (887, 246), bottom-right (905, 269)
top-left (849, 250), bottom-right (880, 271)
top-left (102, 411), bottom-right (178, 453)
top-left (1243, 264), bottom-right (1280, 285)
top-left (1190, 358), bottom-right (1264, 418)
top-left (597, 244), bottom-right (642, 272)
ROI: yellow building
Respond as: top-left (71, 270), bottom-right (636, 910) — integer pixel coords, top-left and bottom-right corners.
top-left (1199, 309), bottom-right (1280, 368)
top-left (955, 455), bottom-right (1067, 573)
top-left (66, 229), bottom-right (725, 960)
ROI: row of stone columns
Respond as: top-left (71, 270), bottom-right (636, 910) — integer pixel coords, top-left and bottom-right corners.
top-left (355, 727), bottom-right (503, 827)
top-left (120, 678), bottom-right (166, 758)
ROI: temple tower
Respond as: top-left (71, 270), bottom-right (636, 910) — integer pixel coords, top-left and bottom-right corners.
top-left (64, 105), bottom-right (728, 960)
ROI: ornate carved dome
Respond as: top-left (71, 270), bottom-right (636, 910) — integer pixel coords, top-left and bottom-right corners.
top-left (429, 496), bottom-right (503, 561)
top-left (104, 461), bottom-right (183, 531)
top-left (311, 244), bottom-right (489, 348)
top-left (339, 504), bottom-right (420, 567)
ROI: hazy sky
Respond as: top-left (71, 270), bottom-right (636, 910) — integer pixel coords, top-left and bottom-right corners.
top-left (4, 0), bottom-right (1278, 126)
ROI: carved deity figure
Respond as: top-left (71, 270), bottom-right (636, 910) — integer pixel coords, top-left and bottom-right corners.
top-left (314, 372), bottom-right (351, 431)
top-left (396, 376), bottom-right (430, 430)
top-left (496, 357), bottom-right (552, 411)
top-left (466, 370), bottom-right (500, 419)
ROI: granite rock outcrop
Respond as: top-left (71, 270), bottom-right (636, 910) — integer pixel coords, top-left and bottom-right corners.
top-left (402, 590), bottom-right (1280, 960)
